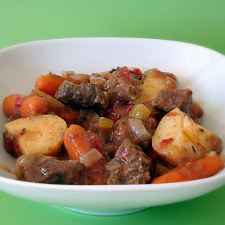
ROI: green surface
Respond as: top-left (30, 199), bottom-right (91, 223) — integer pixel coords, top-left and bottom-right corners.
top-left (0, 0), bottom-right (225, 224)
top-left (0, 187), bottom-right (225, 225)
top-left (0, 0), bottom-right (225, 54)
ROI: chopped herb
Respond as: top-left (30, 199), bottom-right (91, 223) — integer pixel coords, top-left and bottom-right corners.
top-left (192, 145), bottom-right (196, 153)
top-left (20, 128), bottom-right (26, 135)
top-left (109, 67), bottom-right (119, 73)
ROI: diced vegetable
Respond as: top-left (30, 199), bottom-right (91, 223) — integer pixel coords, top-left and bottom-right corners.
top-left (35, 73), bottom-right (66, 97)
top-left (130, 73), bottom-right (143, 86)
top-left (63, 125), bottom-right (90, 161)
top-left (128, 67), bottom-right (142, 79)
top-left (80, 148), bottom-right (103, 167)
top-left (82, 112), bottom-right (100, 130)
top-left (97, 71), bottom-right (112, 80)
top-left (206, 151), bottom-right (217, 157)
top-left (107, 103), bottom-right (134, 123)
top-left (151, 156), bottom-right (224, 184)
top-left (85, 131), bottom-right (104, 156)
top-left (152, 108), bottom-right (222, 166)
top-left (3, 94), bottom-right (50, 118)
top-left (183, 115), bottom-right (222, 154)
top-left (62, 72), bottom-right (90, 84)
top-left (99, 117), bottom-right (114, 129)
top-left (129, 104), bottom-right (151, 120)
top-left (90, 75), bottom-right (106, 89)
top-left (3, 94), bottom-right (24, 118)
top-left (117, 66), bottom-right (131, 80)
top-left (4, 115), bottom-right (67, 156)
top-left (128, 67), bottom-right (143, 85)
top-left (128, 118), bottom-right (152, 149)
top-left (62, 71), bottom-right (76, 76)
top-left (135, 69), bottom-right (177, 103)
top-left (63, 124), bottom-right (104, 161)
top-left (18, 95), bottom-right (50, 118)
top-left (33, 89), bottom-right (65, 112)
top-left (68, 74), bottom-right (90, 84)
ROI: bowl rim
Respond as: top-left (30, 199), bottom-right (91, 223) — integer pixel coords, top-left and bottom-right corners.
top-left (0, 37), bottom-right (224, 191)
top-left (0, 37), bottom-right (224, 58)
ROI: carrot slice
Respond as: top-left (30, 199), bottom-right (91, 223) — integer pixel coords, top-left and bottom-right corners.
top-left (151, 156), bottom-right (224, 184)
top-left (3, 94), bottom-right (50, 118)
top-left (63, 125), bottom-right (90, 160)
top-left (35, 74), bottom-right (66, 97)
top-left (18, 95), bottom-right (50, 118)
top-left (35, 73), bottom-right (91, 97)
top-left (3, 94), bottom-right (23, 118)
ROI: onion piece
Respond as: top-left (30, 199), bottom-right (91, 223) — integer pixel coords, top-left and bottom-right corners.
top-left (90, 75), bottom-right (107, 89)
top-left (80, 148), bottom-right (103, 167)
top-left (128, 118), bottom-right (152, 148)
top-left (62, 72), bottom-right (90, 84)
top-left (106, 159), bottom-right (121, 171)
top-left (82, 112), bottom-right (100, 130)
top-left (62, 71), bottom-right (76, 76)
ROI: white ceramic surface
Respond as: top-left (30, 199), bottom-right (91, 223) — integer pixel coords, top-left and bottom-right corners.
top-left (0, 38), bottom-right (224, 216)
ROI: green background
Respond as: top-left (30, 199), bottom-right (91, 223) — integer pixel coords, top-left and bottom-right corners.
top-left (0, 0), bottom-right (224, 224)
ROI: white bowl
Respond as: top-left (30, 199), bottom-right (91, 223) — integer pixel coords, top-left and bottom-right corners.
top-left (0, 38), bottom-right (224, 216)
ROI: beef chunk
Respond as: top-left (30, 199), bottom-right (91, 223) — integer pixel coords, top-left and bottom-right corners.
top-left (143, 116), bottom-right (159, 135)
top-left (107, 139), bottom-right (152, 184)
top-left (152, 88), bottom-right (192, 113)
top-left (82, 112), bottom-right (100, 132)
top-left (82, 112), bottom-right (112, 145)
top-left (15, 154), bottom-right (84, 184)
top-left (104, 73), bottom-right (140, 103)
top-left (112, 118), bottom-right (152, 149)
top-left (55, 80), bottom-right (108, 109)
top-left (103, 142), bottom-right (120, 159)
top-left (112, 118), bottom-right (134, 144)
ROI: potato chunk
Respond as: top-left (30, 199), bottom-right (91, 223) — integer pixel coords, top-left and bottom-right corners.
top-left (183, 117), bottom-right (222, 154)
top-left (135, 69), bottom-right (177, 103)
top-left (152, 108), bottom-right (222, 166)
top-left (4, 115), bottom-right (68, 156)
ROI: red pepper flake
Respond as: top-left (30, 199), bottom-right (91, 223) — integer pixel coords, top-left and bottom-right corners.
top-left (107, 111), bottom-right (119, 123)
top-left (117, 67), bottom-right (131, 80)
top-left (107, 104), bottom-right (134, 123)
top-left (166, 112), bottom-right (177, 117)
top-left (160, 138), bottom-right (174, 148)
top-left (15, 96), bottom-right (23, 108)
top-left (129, 68), bottom-right (142, 79)
top-left (125, 104), bottom-right (134, 113)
